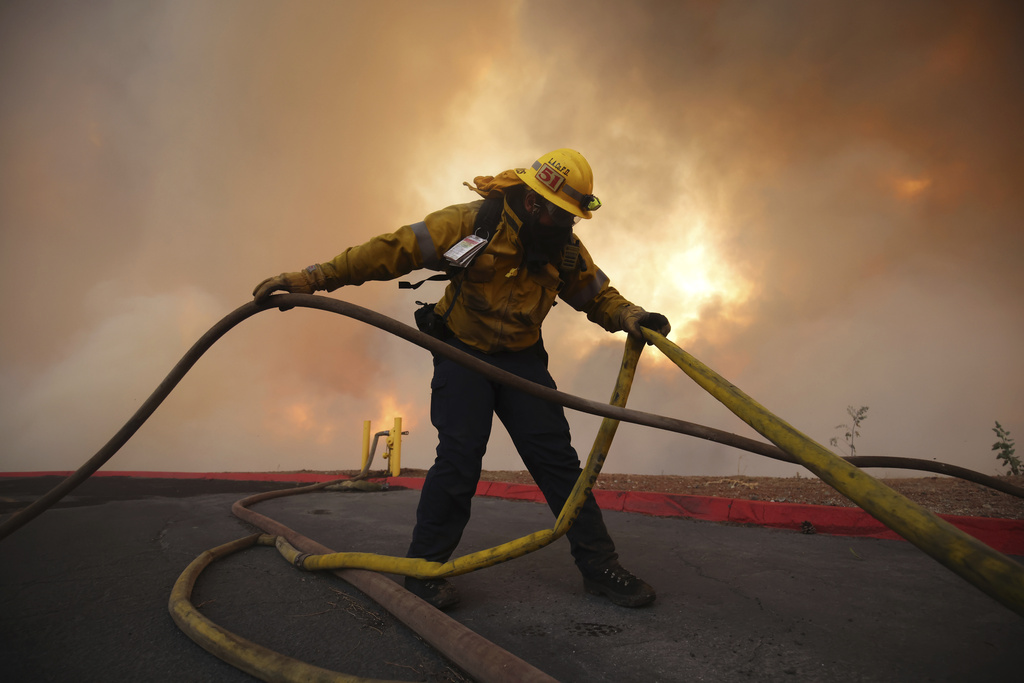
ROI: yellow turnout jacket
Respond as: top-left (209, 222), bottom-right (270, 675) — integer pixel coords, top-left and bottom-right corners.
top-left (312, 195), bottom-right (634, 354)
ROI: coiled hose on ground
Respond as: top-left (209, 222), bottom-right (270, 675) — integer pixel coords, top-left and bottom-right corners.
top-left (2, 294), bottom-right (1023, 681)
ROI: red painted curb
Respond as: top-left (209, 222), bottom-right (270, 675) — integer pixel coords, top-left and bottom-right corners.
top-left (5, 471), bottom-right (1022, 554)
top-left (386, 477), bottom-right (1023, 555)
top-left (0, 471), bottom-right (345, 483)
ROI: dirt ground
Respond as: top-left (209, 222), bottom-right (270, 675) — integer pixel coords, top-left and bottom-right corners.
top-left (394, 469), bottom-right (1024, 520)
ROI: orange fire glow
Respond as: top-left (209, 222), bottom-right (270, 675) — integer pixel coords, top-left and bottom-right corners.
top-left (892, 176), bottom-right (933, 200)
top-left (274, 399), bottom-right (338, 445)
top-left (371, 392), bottom-right (420, 433)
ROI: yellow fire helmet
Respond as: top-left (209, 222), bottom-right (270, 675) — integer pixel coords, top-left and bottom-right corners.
top-left (516, 148), bottom-right (602, 219)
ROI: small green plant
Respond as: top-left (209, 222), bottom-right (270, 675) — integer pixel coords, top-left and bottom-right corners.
top-left (992, 421), bottom-right (1019, 475)
top-left (829, 405), bottom-right (869, 457)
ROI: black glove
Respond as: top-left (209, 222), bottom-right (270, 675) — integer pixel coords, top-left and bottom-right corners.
top-left (619, 306), bottom-right (671, 343)
top-left (639, 312), bottom-right (671, 337)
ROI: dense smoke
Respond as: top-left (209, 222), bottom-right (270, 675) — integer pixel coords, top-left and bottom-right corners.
top-left (1, 1), bottom-right (1021, 478)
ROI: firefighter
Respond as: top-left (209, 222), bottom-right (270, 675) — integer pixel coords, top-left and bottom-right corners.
top-left (254, 148), bottom-right (670, 609)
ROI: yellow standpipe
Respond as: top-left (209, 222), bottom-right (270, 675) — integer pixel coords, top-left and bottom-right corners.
top-left (390, 417), bottom-right (402, 477)
top-left (644, 328), bottom-right (1024, 617)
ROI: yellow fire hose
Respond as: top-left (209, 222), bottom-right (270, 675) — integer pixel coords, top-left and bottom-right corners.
top-left (177, 322), bottom-right (1024, 680)
top-left (644, 328), bottom-right (1024, 618)
top-left (4, 293), bottom-right (1024, 681)
top-left (168, 533), bottom-right (396, 683)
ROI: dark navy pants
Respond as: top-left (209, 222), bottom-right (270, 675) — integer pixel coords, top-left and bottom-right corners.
top-left (406, 336), bottom-right (618, 574)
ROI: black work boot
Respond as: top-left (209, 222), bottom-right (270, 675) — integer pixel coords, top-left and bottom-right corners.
top-left (404, 577), bottom-right (460, 610)
top-left (581, 563), bottom-right (656, 607)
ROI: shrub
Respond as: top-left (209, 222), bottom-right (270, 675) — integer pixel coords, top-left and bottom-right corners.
top-left (992, 421), bottom-right (1019, 475)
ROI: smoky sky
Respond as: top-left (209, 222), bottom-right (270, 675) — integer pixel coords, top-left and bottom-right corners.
top-left (1, 0), bottom-right (1021, 478)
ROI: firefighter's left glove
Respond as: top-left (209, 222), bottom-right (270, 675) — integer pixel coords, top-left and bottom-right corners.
top-left (619, 305), bottom-right (671, 343)
top-left (253, 266), bottom-right (322, 304)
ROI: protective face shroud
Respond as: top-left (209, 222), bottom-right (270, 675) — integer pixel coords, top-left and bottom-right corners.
top-left (516, 148), bottom-right (602, 219)
top-left (519, 219), bottom-right (572, 270)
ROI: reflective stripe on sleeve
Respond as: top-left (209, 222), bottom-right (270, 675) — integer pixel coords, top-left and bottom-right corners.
top-left (562, 267), bottom-right (609, 309)
top-left (411, 221), bottom-right (439, 270)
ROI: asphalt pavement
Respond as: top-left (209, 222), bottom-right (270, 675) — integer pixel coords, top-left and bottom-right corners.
top-left (1, 476), bottom-right (1021, 682)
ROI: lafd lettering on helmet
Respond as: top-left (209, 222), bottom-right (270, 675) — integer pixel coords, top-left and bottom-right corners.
top-left (535, 163), bottom-right (566, 192)
top-left (545, 157), bottom-right (571, 177)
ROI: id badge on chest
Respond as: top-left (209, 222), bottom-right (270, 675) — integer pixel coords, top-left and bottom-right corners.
top-left (444, 235), bottom-right (489, 268)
